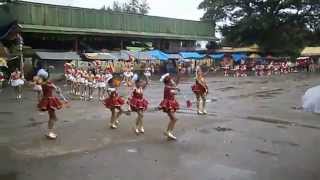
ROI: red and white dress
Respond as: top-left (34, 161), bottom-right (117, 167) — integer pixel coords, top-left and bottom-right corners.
top-left (10, 71), bottom-right (24, 87)
top-left (0, 73), bottom-right (5, 82)
top-left (128, 88), bottom-right (148, 111)
top-left (95, 74), bottom-right (106, 88)
top-left (103, 89), bottom-right (125, 109)
top-left (192, 81), bottom-right (207, 96)
top-left (159, 86), bottom-right (179, 112)
top-left (38, 81), bottom-right (63, 111)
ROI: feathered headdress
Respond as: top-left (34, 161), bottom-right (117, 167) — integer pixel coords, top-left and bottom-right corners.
top-left (160, 73), bottom-right (170, 83)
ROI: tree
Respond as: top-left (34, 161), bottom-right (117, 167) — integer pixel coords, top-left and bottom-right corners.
top-left (199, 0), bottom-right (320, 56)
top-left (102, 0), bottom-right (150, 15)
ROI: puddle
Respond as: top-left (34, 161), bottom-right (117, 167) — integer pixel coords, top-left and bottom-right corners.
top-left (247, 116), bottom-right (293, 126)
top-left (216, 86), bottom-right (237, 91)
top-left (24, 121), bottom-right (46, 128)
top-left (0, 172), bottom-right (18, 180)
top-left (246, 116), bottom-right (320, 130)
top-left (276, 125), bottom-right (288, 129)
top-left (272, 140), bottom-right (300, 147)
top-left (0, 112), bottom-right (13, 115)
top-left (214, 126), bottom-right (233, 132)
top-left (199, 128), bottom-right (211, 134)
top-left (229, 88), bottom-right (283, 99)
top-left (255, 149), bottom-right (278, 156)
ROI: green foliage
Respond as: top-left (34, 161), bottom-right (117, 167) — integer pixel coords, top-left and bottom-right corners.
top-left (101, 0), bottom-right (150, 15)
top-left (199, 0), bottom-right (320, 56)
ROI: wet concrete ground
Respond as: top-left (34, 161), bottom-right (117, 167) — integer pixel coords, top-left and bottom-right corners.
top-left (0, 73), bottom-right (320, 180)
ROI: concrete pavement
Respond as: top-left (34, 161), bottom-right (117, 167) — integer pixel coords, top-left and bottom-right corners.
top-left (0, 73), bottom-right (320, 180)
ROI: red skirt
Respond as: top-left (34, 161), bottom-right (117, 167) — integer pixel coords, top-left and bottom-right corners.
top-left (159, 98), bottom-right (179, 112)
top-left (129, 97), bottom-right (148, 111)
top-left (104, 96), bottom-right (125, 109)
top-left (38, 97), bottom-right (63, 111)
top-left (192, 84), bottom-right (207, 95)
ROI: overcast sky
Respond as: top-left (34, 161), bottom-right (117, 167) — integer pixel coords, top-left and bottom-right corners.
top-left (23, 0), bottom-right (205, 21)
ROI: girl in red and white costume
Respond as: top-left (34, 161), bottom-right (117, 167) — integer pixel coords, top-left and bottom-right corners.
top-left (74, 68), bottom-right (82, 95)
top-left (192, 67), bottom-right (208, 115)
top-left (38, 75), bottom-right (65, 139)
top-left (95, 71), bottom-right (106, 101)
top-left (267, 61), bottom-right (274, 76)
top-left (78, 69), bottom-right (87, 99)
top-left (159, 73), bottom-right (180, 140)
top-left (9, 68), bottom-right (24, 99)
top-left (0, 71), bottom-right (5, 92)
top-left (128, 76), bottom-right (149, 135)
top-left (240, 63), bottom-right (247, 77)
top-left (86, 70), bottom-right (95, 100)
top-left (31, 75), bottom-right (43, 102)
top-left (104, 78), bottom-right (125, 129)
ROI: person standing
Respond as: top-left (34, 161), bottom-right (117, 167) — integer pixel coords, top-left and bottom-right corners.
top-left (192, 66), bottom-right (209, 115)
top-left (38, 75), bottom-right (65, 139)
top-left (9, 68), bottom-right (24, 99)
top-left (159, 73), bottom-right (180, 140)
top-left (103, 78), bottom-right (125, 129)
top-left (128, 77), bottom-right (149, 135)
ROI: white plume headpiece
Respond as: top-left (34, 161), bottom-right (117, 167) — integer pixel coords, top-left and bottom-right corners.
top-left (160, 73), bottom-right (170, 82)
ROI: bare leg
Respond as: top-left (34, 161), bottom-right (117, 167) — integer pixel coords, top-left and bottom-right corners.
top-left (165, 111), bottom-right (178, 140)
top-left (98, 88), bottom-right (101, 100)
top-left (14, 86), bottom-right (18, 99)
top-left (135, 110), bottom-right (144, 134)
top-left (201, 95), bottom-right (207, 114)
top-left (18, 85), bottom-right (22, 98)
top-left (109, 108), bottom-right (117, 129)
top-left (47, 109), bottom-right (58, 139)
top-left (114, 107), bottom-right (123, 125)
top-left (196, 94), bottom-right (201, 114)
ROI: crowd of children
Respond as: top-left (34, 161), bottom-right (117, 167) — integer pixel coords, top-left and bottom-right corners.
top-left (222, 61), bottom-right (301, 77)
top-left (13, 61), bottom-right (206, 141)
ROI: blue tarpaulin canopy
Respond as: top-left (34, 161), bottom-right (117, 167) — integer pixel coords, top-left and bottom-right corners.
top-left (232, 53), bottom-right (247, 62)
top-left (179, 52), bottom-right (203, 60)
top-left (210, 53), bottom-right (224, 60)
top-left (147, 50), bottom-right (169, 61)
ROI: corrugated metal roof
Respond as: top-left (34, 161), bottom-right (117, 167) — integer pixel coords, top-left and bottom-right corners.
top-left (36, 51), bottom-right (81, 60)
top-left (147, 50), bottom-right (169, 60)
top-left (179, 52), bottom-right (203, 59)
top-left (110, 51), bottom-right (130, 61)
top-left (301, 47), bottom-right (320, 56)
top-left (168, 54), bottom-right (182, 59)
top-left (84, 53), bottom-right (116, 60)
top-left (124, 51), bottom-right (156, 60)
top-left (4, 1), bottom-right (215, 41)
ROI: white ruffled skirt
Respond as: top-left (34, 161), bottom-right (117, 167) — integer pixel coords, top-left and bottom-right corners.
top-left (11, 79), bottom-right (24, 87)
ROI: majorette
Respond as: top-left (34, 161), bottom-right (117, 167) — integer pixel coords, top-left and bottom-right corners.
top-left (10, 68), bottom-right (24, 99)
top-left (103, 78), bottom-right (125, 129)
top-left (86, 70), bottom-right (95, 100)
top-left (192, 66), bottom-right (208, 115)
top-left (95, 71), bottom-right (106, 101)
top-left (159, 73), bottom-right (180, 140)
top-left (128, 74), bottom-right (149, 135)
top-left (0, 71), bottom-right (5, 92)
top-left (37, 73), bottom-right (66, 139)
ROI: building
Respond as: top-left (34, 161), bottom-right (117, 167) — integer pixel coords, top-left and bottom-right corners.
top-left (0, 1), bottom-right (215, 53)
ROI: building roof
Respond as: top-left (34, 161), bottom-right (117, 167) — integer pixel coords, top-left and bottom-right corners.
top-left (84, 53), bottom-right (115, 60)
top-left (147, 50), bottom-right (169, 61)
top-left (301, 47), bottom-right (320, 56)
top-left (1, 1), bottom-right (215, 41)
top-left (179, 52), bottom-right (203, 59)
top-left (215, 44), bottom-right (261, 53)
top-left (35, 51), bottom-right (81, 61)
top-left (168, 54), bottom-right (182, 60)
